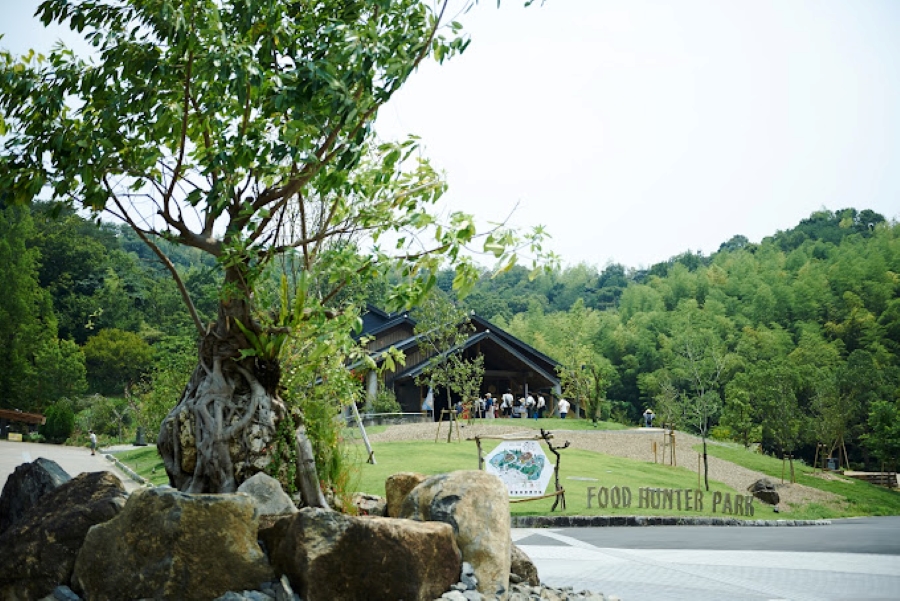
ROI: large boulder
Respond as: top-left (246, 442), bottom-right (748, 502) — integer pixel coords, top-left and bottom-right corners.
top-left (0, 471), bottom-right (127, 601)
top-left (72, 487), bottom-right (274, 601)
top-left (510, 543), bottom-right (540, 587)
top-left (237, 472), bottom-right (298, 516)
top-left (261, 507), bottom-right (461, 601)
top-left (747, 478), bottom-right (780, 506)
top-left (384, 471), bottom-right (427, 518)
top-left (0, 457), bottom-right (72, 535)
top-left (399, 471), bottom-right (511, 596)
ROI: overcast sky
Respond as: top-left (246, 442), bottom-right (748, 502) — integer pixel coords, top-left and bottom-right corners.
top-left (4, 1), bottom-right (899, 269)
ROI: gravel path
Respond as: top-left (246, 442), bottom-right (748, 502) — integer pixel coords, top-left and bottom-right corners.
top-left (366, 422), bottom-right (839, 510)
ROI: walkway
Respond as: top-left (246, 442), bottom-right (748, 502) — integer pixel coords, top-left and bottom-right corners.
top-left (0, 440), bottom-right (144, 493)
top-left (513, 523), bottom-right (900, 601)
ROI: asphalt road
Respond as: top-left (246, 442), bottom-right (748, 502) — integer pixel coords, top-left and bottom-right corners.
top-left (514, 519), bottom-right (900, 601)
top-left (518, 517), bottom-right (900, 555)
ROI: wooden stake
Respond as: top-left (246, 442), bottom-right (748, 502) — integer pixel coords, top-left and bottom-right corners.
top-left (351, 401), bottom-right (376, 465)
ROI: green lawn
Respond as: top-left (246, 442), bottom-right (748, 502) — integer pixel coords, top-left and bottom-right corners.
top-left (452, 417), bottom-right (630, 432)
top-left (111, 432), bottom-right (900, 519)
top-left (114, 447), bottom-right (170, 486)
top-left (347, 439), bottom-right (756, 519)
top-left (700, 442), bottom-right (900, 518)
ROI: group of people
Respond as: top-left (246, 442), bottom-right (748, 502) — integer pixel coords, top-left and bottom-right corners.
top-left (453, 390), bottom-right (574, 420)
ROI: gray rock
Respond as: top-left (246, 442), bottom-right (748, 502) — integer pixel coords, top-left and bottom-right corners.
top-left (352, 491), bottom-right (387, 516)
top-left (461, 561), bottom-right (478, 590)
top-left (747, 478), bottom-right (780, 505)
top-left (510, 543), bottom-right (540, 587)
top-left (37, 585), bottom-right (82, 601)
top-left (441, 592), bottom-right (468, 601)
top-left (237, 472), bottom-right (298, 516)
top-left (0, 457), bottom-right (71, 535)
top-left (0, 471), bottom-right (127, 601)
top-left (72, 488), bottom-right (274, 601)
top-left (215, 592), bottom-right (275, 601)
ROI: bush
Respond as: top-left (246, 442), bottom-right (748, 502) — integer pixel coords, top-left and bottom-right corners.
top-left (371, 389), bottom-right (401, 414)
top-left (23, 432), bottom-right (46, 443)
top-left (40, 399), bottom-right (76, 443)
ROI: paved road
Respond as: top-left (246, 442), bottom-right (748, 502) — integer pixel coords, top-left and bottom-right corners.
top-left (0, 440), bottom-right (143, 493)
top-left (514, 519), bottom-right (900, 601)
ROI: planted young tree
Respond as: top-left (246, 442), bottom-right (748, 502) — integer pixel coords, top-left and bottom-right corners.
top-left (414, 292), bottom-right (484, 434)
top-left (1, 0), bottom-right (542, 499)
top-left (667, 307), bottom-right (730, 491)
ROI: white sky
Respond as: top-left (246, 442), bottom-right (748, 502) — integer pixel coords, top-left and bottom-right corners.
top-left (4, 0), bottom-right (900, 269)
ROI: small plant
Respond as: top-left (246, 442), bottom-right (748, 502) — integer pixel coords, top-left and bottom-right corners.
top-left (371, 389), bottom-right (401, 414)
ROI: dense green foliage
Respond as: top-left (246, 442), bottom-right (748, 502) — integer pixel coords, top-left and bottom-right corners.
top-left (456, 209), bottom-right (899, 471)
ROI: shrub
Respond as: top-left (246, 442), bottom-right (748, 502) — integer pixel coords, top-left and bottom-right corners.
top-left (40, 399), bottom-right (76, 443)
top-left (371, 389), bottom-right (401, 414)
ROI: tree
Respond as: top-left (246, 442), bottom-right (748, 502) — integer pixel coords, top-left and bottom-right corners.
top-left (0, 202), bottom-right (56, 411)
top-left (83, 328), bottom-right (154, 396)
top-left (666, 306), bottom-right (730, 491)
top-left (1, 0), bottom-right (541, 498)
top-left (413, 292), bottom-right (484, 432)
top-left (863, 399), bottom-right (900, 477)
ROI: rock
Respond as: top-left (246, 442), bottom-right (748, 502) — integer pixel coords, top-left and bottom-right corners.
top-left (0, 471), bottom-right (127, 601)
top-left (352, 491), bottom-right (387, 516)
top-left (261, 507), bottom-right (461, 601)
top-left (237, 472), bottom-right (298, 516)
top-left (461, 561), bottom-right (478, 590)
top-left (384, 471), bottom-right (427, 518)
top-left (510, 543), bottom-right (540, 587)
top-left (37, 585), bottom-right (82, 601)
top-left (400, 471), bottom-right (511, 596)
top-left (748, 478), bottom-right (780, 505)
top-left (72, 487), bottom-right (274, 601)
top-left (0, 457), bottom-right (72, 535)
top-left (215, 592), bottom-right (274, 601)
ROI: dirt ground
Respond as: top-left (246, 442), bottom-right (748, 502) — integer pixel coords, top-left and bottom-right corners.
top-left (366, 421), bottom-right (839, 510)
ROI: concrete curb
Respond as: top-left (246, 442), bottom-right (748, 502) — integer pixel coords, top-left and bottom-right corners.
top-left (102, 452), bottom-right (153, 488)
top-left (511, 515), bottom-right (832, 528)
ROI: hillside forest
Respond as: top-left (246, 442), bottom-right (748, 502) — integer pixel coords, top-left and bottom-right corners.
top-left (2, 204), bottom-right (898, 472)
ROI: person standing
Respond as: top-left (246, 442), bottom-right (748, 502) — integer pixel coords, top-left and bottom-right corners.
top-left (644, 408), bottom-right (654, 428)
top-left (536, 395), bottom-right (546, 420)
top-left (558, 397), bottom-right (570, 419)
top-left (89, 430), bottom-right (98, 456)
top-left (485, 393), bottom-right (495, 419)
top-left (525, 393), bottom-right (535, 418)
top-left (502, 390), bottom-right (514, 418)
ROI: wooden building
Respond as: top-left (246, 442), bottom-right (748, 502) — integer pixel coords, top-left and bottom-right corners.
top-left (358, 306), bottom-right (561, 416)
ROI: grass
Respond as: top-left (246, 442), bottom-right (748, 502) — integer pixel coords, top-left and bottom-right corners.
top-left (699, 442), bottom-right (900, 519)
top-left (114, 447), bottom-right (170, 486)
top-left (450, 417), bottom-right (630, 432)
top-left (346, 439), bottom-right (753, 518)
top-left (110, 425), bottom-right (900, 519)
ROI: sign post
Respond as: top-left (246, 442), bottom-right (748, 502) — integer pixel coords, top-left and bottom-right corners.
top-left (473, 429), bottom-right (569, 511)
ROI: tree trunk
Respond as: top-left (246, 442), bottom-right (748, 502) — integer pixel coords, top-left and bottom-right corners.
top-left (156, 270), bottom-right (329, 507)
top-left (702, 437), bottom-right (710, 491)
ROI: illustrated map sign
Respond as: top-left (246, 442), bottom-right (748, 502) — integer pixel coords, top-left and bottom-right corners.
top-left (484, 440), bottom-right (553, 498)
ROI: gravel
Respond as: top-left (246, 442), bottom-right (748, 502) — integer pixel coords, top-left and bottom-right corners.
top-left (365, 422), bottom-right (839, 510)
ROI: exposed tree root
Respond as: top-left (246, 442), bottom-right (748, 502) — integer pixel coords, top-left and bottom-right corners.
top-left (157, 334), bottom-right (329, 508)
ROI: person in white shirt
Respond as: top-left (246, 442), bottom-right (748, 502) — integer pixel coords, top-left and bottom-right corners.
top-left (558, 397), bottom-right (570, 419)
top-left (536, 395), bottom-right (546, 419)
top-left (525, 394), bottom-right (535, 418)
top-left (501, 391), bottom-right (514, 418)
top-left (89, 430), bottom-right (98, 455)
